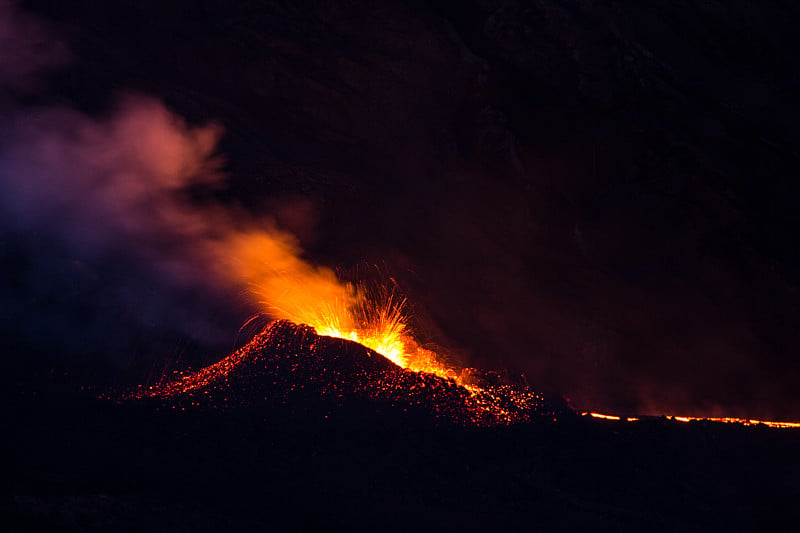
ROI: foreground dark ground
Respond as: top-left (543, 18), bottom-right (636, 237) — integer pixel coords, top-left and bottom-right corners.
top-left (4, 393), bottom-right (799, 532)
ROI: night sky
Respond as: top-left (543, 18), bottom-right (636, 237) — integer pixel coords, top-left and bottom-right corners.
top-left (3, 0), bottom-right (800, 419)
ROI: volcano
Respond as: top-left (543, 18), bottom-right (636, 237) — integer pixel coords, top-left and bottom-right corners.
top-left (128, 320), bottom-right (563, 426)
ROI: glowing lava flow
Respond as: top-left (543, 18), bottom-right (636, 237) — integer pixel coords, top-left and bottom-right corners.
top-left (584, 412), bottom-right (800, 429)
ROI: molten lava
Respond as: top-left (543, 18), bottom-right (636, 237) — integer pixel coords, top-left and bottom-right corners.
top-left (585, 412), bottom-right (800, 429)
top-left (226, 231), bottom-right (479, 382)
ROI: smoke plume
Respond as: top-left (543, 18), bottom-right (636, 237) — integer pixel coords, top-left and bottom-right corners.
top-left (0, 1), bottom-right (349, 373)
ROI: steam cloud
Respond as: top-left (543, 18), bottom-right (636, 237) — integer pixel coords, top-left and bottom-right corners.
top-left (0, 1), bottom-right (346, 372)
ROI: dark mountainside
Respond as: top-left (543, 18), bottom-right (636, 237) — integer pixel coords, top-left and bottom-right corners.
top-left (6, 0), bottom-right (800, 417)
top-left (4, 1), bottom-right (800, 530)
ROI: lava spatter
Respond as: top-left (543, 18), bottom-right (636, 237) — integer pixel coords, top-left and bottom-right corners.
top-left (129, 320), bottom-right (559, 426)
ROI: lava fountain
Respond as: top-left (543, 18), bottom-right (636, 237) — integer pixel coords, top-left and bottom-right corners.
top-left (131, 230), bottom-right (556, 425)
top-left (225, 231), bottom-right (474, 382)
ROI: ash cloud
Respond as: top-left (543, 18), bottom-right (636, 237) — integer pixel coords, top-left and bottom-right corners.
top-left (0, 96), bottom-right (242, 349)
top-left (0, 2), bottom-right (323, 376)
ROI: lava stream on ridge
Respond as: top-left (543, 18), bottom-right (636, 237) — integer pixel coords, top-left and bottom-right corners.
top-left (129, 320), bottom-right (561, 426)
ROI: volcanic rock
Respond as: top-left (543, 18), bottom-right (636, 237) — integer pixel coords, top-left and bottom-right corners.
top-left (130, 320), bottom-right (562, 425)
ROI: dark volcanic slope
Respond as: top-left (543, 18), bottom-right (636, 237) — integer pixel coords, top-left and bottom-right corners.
top-left (129, 320), bottom-right (560, 426)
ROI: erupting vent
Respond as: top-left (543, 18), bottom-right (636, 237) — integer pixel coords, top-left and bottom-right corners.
top-left (130, 320), bottom-right (561, 426)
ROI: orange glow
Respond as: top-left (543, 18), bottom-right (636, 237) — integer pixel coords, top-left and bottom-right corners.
top-left (223, 230), bottom-right (463, 378)
top-left (670, 416), bottom-right (800, 428)
top-left (588, 412), bottom-right (620, 421)
top-left (582, 412), bottom-right (800, 428)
